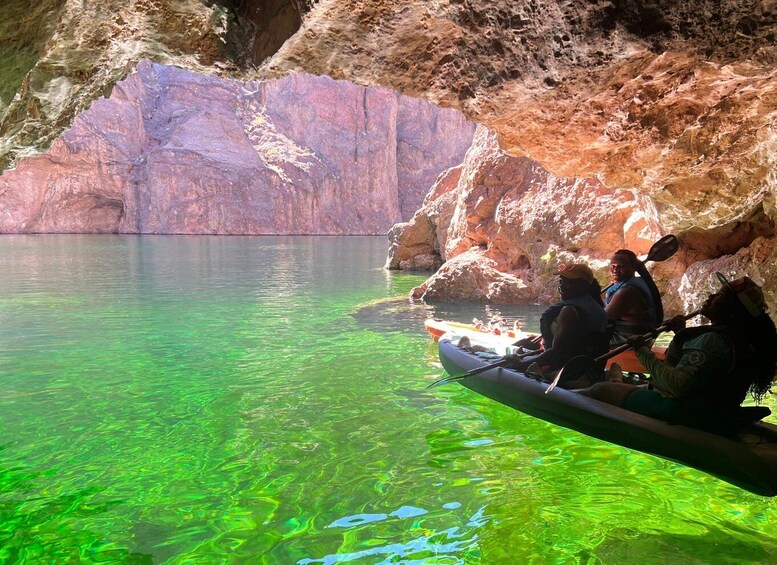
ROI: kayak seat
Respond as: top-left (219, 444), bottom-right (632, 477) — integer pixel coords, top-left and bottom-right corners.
top-left (669, 405), bottom-right (771, 437)
top-left (710, 406), bottom-right (772, 437)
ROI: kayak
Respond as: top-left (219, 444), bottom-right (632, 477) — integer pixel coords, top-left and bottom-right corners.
top-left (424, 318), bottom-right (524, 342)
top-left (425, 318), bottom-right (665, 374)
top-left (437, 337), bottom-right (777, 496)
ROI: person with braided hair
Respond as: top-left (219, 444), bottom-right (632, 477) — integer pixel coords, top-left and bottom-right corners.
top-left (605, 249), bottom-right (664, 345)
top-left (581, 273), bottom-right (777, 433)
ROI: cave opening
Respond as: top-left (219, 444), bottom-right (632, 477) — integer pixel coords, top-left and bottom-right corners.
top-left (222, 0), bottom-right (314, 65)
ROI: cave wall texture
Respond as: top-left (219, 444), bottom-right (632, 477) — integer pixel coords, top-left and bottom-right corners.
top-left (1, 0), bottom-right (777, 313)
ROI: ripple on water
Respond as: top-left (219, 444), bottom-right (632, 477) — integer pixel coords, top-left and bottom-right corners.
top-left (2, 236), bottom-right (777, 563)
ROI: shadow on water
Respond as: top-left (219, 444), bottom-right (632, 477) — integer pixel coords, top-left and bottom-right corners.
top-left (350, 297), bottom-right (547, 336)
top-left (591, 527), bottom-right (773, 564)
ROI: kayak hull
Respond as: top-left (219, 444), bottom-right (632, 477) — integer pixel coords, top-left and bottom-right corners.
top-left (438, 338), bottom-right (777, 497)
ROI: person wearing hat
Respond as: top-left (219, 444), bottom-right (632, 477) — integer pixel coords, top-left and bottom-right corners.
top-left (581, 273), bottom-right (777, 431)
top-left (605, 249), bottom-right (664, 344)
top-left (506, 263), bottom-right (608, 379)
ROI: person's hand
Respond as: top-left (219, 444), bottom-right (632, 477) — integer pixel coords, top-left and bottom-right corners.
top-left (662, 314), bottom-right (687, 334)
top-left (503, 353), bottom-right (531, 371)
top-left (626, 334), bottom-right (652, 351)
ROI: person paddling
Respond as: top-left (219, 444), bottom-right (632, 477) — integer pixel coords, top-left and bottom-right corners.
top-left (605, 249), bottom-right (664, 345)
top-left (506, 264), bottom-right (608, 379)
top-left (581, 273), bottom-right (777, 432)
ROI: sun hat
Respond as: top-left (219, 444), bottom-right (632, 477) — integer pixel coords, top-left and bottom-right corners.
top-left (557, 263), bottom-right (594, 284)
top-left (716, 272), bottom-right (766, 318)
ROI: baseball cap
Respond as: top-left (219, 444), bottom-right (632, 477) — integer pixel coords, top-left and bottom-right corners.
top-left (557, 263), bottom-right (594, 284)
top-left (716, 272), bottom-right (766, 318)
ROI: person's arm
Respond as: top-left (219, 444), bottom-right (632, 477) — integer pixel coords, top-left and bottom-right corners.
top-left (605, 285), bottom-right (644, 321)
top-left (633, 346), bottom-right (700, 397)
top-left (633, 333), bottom-right (733, 398)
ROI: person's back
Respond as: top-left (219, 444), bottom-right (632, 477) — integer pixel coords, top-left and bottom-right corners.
top-left (512, 264), bottom-right (608, 375)
top-left (660, 326), bottom-right (752, 410)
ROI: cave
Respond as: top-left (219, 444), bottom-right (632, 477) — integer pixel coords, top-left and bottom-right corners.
top-left (224, 0), bottom-right (315, 64)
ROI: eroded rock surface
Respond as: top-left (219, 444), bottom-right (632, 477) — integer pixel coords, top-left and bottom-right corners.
top-left (0, 62), bottom-right (475, 234)
top-left (3, 0), bottom-right (777, 310)
top-left (390, 126), bottom-right (669, 303)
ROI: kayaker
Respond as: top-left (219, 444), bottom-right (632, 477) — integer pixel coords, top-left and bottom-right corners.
top-left (581, 273), bottom-right (777, 432)
top-left (506, 264), bottom-right (608, 377)
top-left (605, 249), bottom-right (664, 345)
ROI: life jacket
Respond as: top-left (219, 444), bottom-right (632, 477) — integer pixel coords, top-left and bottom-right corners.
top-left (539, 303), bottom-right (564, 348)
top-left (539, 294), bottom-right (609, 369)
top-left (605, 276), bottom-right (658, 328)
top-left (664, 325), bottom-right (756, 410)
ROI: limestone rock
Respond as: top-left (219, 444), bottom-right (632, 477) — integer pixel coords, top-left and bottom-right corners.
top-left (394, 126), bottom-right (664, 303)
top-left (676, 237), bottom-right (777, 317)
top-left (384, 164), bottom-right (462, 270)
top-left (410, 248), bottom-right (531, 303)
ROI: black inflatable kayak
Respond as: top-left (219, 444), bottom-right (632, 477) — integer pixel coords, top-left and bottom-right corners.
top-left (438, 338), bottom-right (777, 497)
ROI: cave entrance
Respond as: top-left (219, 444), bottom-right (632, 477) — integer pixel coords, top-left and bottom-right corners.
top-left (227, 0), bottom-right (311, 64)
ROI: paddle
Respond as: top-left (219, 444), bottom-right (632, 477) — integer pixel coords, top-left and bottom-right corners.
top-left (601, 234), bottom-right (679, 295)
top-left (512, 334), bottom-right (543, 349)
top-left (426, 358), bottom-right (512, 389)
top-left (545, 309), bottom-right (701, 394)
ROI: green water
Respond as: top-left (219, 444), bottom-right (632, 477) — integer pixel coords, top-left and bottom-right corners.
top-left (1, 235), bottom-right (776, 564)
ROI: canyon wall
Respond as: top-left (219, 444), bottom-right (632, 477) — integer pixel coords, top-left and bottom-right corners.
top-left (2, 0), bottom-right (777, 311)
top-left (0, 61), bottom-right (475, 234)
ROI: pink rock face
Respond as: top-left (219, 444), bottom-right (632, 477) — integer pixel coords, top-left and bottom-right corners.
top-left (0, 61), bottom-right (475, 234)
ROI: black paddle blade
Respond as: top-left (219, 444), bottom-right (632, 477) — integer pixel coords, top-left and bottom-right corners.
top-left (545, 355), bottom-right (594, 393)
top-left (645, 234), bottom-right (679, 263)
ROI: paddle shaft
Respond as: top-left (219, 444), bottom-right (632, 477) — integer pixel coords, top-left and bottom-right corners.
top-left (427, 358), bottom-right (509, 388)
top-left (594, 309), bottom-right (700, 364)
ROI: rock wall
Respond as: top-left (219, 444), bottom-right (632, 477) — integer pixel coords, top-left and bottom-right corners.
top-left (0, 61), bottom-right (475, 234)
top-left (2, 0), bottom-right (777, 311)
top-left (261, 0), bottom-right (777, 313)
top-left (389, 126), bottom-right (669, 303)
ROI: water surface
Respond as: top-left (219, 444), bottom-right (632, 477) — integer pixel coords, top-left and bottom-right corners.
top-left (0, 235), bottom-right (775, 563)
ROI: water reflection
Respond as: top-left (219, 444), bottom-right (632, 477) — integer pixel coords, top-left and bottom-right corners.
top-left (351, 293), bottom-right (546, 337)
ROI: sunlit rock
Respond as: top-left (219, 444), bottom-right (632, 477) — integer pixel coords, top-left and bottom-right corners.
top-left (0, 61), bottom-right (475, 234)
top-left (410, 248), bottom-right (531, 303)
top-left (396, 127), bottom-right (663, 302)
